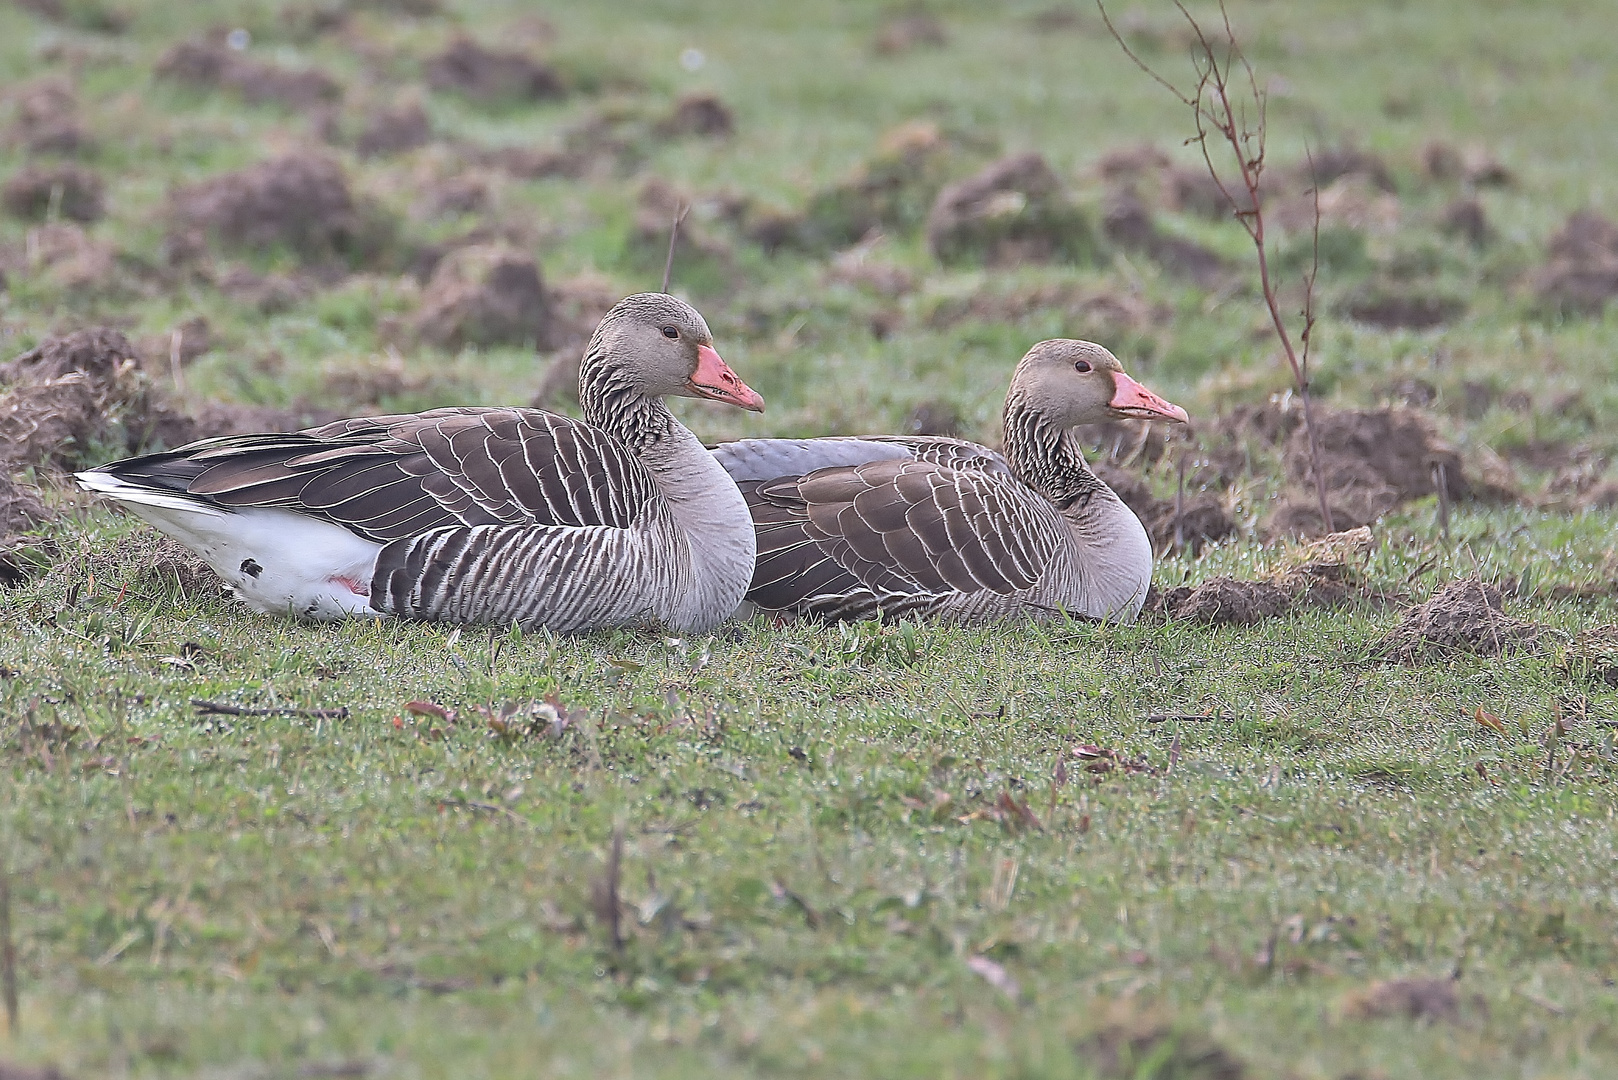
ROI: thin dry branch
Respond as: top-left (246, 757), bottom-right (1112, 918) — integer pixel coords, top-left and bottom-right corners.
top-left (1098, 0), bottom-right (1334, 530)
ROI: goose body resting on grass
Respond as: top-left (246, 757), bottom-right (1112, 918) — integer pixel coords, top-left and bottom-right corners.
top-left (711, 340), bottom-right (1187, 623)
top-left (76, 294), bottom-right (766, 634)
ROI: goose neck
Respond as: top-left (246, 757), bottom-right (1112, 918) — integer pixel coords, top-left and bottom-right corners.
top-left (1001, 394), bottom-right (1104, 511)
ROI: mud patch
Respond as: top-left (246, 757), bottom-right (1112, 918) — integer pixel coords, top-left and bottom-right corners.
top-left (425, 36), bottom-right (564, 104)
top-left (927, 152), bottom-right (1098, 266)
top-left (5, 76), bottom-right (89, 154)
top-left (628, 177), bottom-right (732, 273)
top-left (655, 93), bottom-right (734, 138)
top-left (411, 242), bottom-right (554, 350)
top-left (1340, 284), bottom-right (1466, 330)
top-left (1093, 461), bottom-right (1234, 556)
top-left (1421, 140), bottom-right (1513, 188)
top-left (1438, 197), bottom-right (1490, 247)
top-left (416, 172), bottom-right (492, 219)
top-left (873, 11), bottom-right (949, 54)
top-left (755, 121), bottom-right (960, 254)
top-left (0, 327), bottom-right (197, 473)
top-left (169, 151), bottom-right (395, 267)
top-left (214, 264), bottom-right (314, 314)
top-left (1375, 579), bottom-right (1540, 661)
top-left (1077, 1014), bottom-right (1246, 1080)
top-left (157, 38), bottom-right (342, 111)
top-left (529, 274), bottom-right (624, 406)
top-left (1271, 406), bottom-right (1499, 535)
top-left (3, 162), bottom-right (104, 223)
top-left (1531, 209), bottom-right (1618, 316)
top-left (20, 223), bottom-right (123, 294)
top-left (1101, 187), bottom-right (1226, 286)
top-left (927, 282), bottom-right (1159, 343)
top-left (1339, 977), bottom-right (1461, 1023)
top-left (354, 100), bottom-right (432, 156)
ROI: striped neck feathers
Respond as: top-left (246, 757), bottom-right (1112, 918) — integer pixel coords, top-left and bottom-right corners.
top-left (577, 338), bottom-right (676, 455)
top-left (1001, 391), bottom-right (1107, 511)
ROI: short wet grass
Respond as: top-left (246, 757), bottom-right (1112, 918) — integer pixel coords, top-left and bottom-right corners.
top-left (1, 506), bottom-right (1616, 1078)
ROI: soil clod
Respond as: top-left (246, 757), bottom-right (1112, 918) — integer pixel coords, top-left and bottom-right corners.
top-left (656, 93), bottom-right (734, 139)
top-left (926, 152), bottom-right (1098, 266)
top-left (169, 151), bottom-right (394, 267)
top-left (5, 76), bottom-right (89, 154)
top-left (156, 38), bottom-right (342, 111)
top-left (354, 100), bottom-right (432, 157)
top-left (425, 36), bottom-right (565, 104)
top-left (1340, 977), bottom-right (1461, 1023)
top-left (1531, 209), bottom-right (1618, 316)
top-left (2, 163), bottom-right (104, 223)
top-left (1375, 579), bottom-right (1540, 660)
top-left (411, 242), bottom-right (554, 351)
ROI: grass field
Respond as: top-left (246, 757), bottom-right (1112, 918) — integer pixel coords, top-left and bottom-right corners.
top-left (1, 0), bottom-right (1617, 1077)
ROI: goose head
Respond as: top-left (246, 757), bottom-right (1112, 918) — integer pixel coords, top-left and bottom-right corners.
top-left (1007, 339), bottom-right (1187, 428)
top-left (588, 293), bottom-right (765, 412)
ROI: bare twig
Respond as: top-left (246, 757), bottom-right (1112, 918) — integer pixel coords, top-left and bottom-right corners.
top-left (1098, 0), bottom-right (1334, 531)
top-left (660, 205), bottom-right (690, 294)
top-left (191, 699), bottom-right (349, 719)
top-left (1, 867), bottom-right (17, 1034)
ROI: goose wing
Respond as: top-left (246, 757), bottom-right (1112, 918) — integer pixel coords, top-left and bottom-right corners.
top-left (746, 457), bottom-right (1067, 611)
top-left (105, 407), bottom-right (661, 542)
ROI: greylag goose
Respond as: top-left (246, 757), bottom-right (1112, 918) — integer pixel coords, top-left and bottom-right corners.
top-left (711, 339), bottom-right (1186, 623)
top-left (76, 293), bottom-right (766, 634)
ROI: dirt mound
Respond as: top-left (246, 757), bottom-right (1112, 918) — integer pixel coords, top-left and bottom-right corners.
top-left (0, 328), bottom-right (194, 473)
top-left (755, 121), bottom-right (960, 254)
top-left (417, 172), bottom-right (492, 219)
top-left (1276, 407), bottom-right (1472, 532)
top-left (425, 36), bottom-right (564, 104)
top-left (1421, 140), bottom-right (1513, 188)
top-left (19, 222), bottom-right (121, 293)
top-left (412, 242), bottom-right (555, 351)
top-left (1340, 284), bottom-right (1465, 330)
top-left (355, 100), bottom-right (432, 156)
top-left (1340, 977), bottom-right (1461, 1023)
top-left (1531, 209), bottom-right (1618, 316)
top-left (3, 162), bottom-right (104, 223)
top-left (628, 177), bottom-right (732, 269)
top-left (926, 152), bottom-right (1098, 266)
top-left (873, 11), bottom-right (949, 54)
top-left (5, 76), bottom-right (89, 154)
top-left (156, 38), bottom-right (342, 111)
top-left (214, 264), bottom-right (313, 314)
top-left (927, 282), bottom-right (1158, 339)
top-left (530, 274), bottom-right (625, 406)
top-left (1092, 461), bottom-right (1235, 556)
top-left (169, 151), bottom-right (394, 267)
top-left (1375, 579), bottom-right (1540, 661)
top-left (1438, 197), bottom-right (1490, 246)
top-left (1101, 187), bottom-right (1226, 286)
top-left (656, 93), bottom-right (734, 138)
top-left (1078, 1012), bottom-right (1246, 1080)
top-left (826, 242), bottom-right (916, 297)
top-left (1151, 557), bottom-right (1367, 625)
top-left (1272, 174), bottom-right (1400, 234)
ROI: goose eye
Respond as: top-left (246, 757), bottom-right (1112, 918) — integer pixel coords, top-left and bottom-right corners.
top-left (661, 326), bottom-right (680, 339)
top-left (1073, 359), bottom-right (1092, 373)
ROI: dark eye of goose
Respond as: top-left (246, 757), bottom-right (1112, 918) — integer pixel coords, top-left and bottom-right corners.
top-left (661, 326), bottom-right (680, 339)
top-left (1073, 359), bottom-right (1092, 373)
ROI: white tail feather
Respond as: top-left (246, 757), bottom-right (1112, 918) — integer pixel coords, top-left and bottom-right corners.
top-left (74, 470), bottom-right (230, 518)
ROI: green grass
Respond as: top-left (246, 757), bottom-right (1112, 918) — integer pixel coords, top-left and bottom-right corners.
top-left (3, 0), bottom-right (1618, 1076)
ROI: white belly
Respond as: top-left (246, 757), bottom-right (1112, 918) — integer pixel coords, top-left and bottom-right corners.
top-left (118, 501), bottom-right (384, 620)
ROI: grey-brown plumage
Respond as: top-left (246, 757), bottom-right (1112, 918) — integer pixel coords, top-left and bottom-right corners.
top-left (712, 340), bottom-right (1188, 623)
top-left (76, 294), bottom-right (766, 633)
